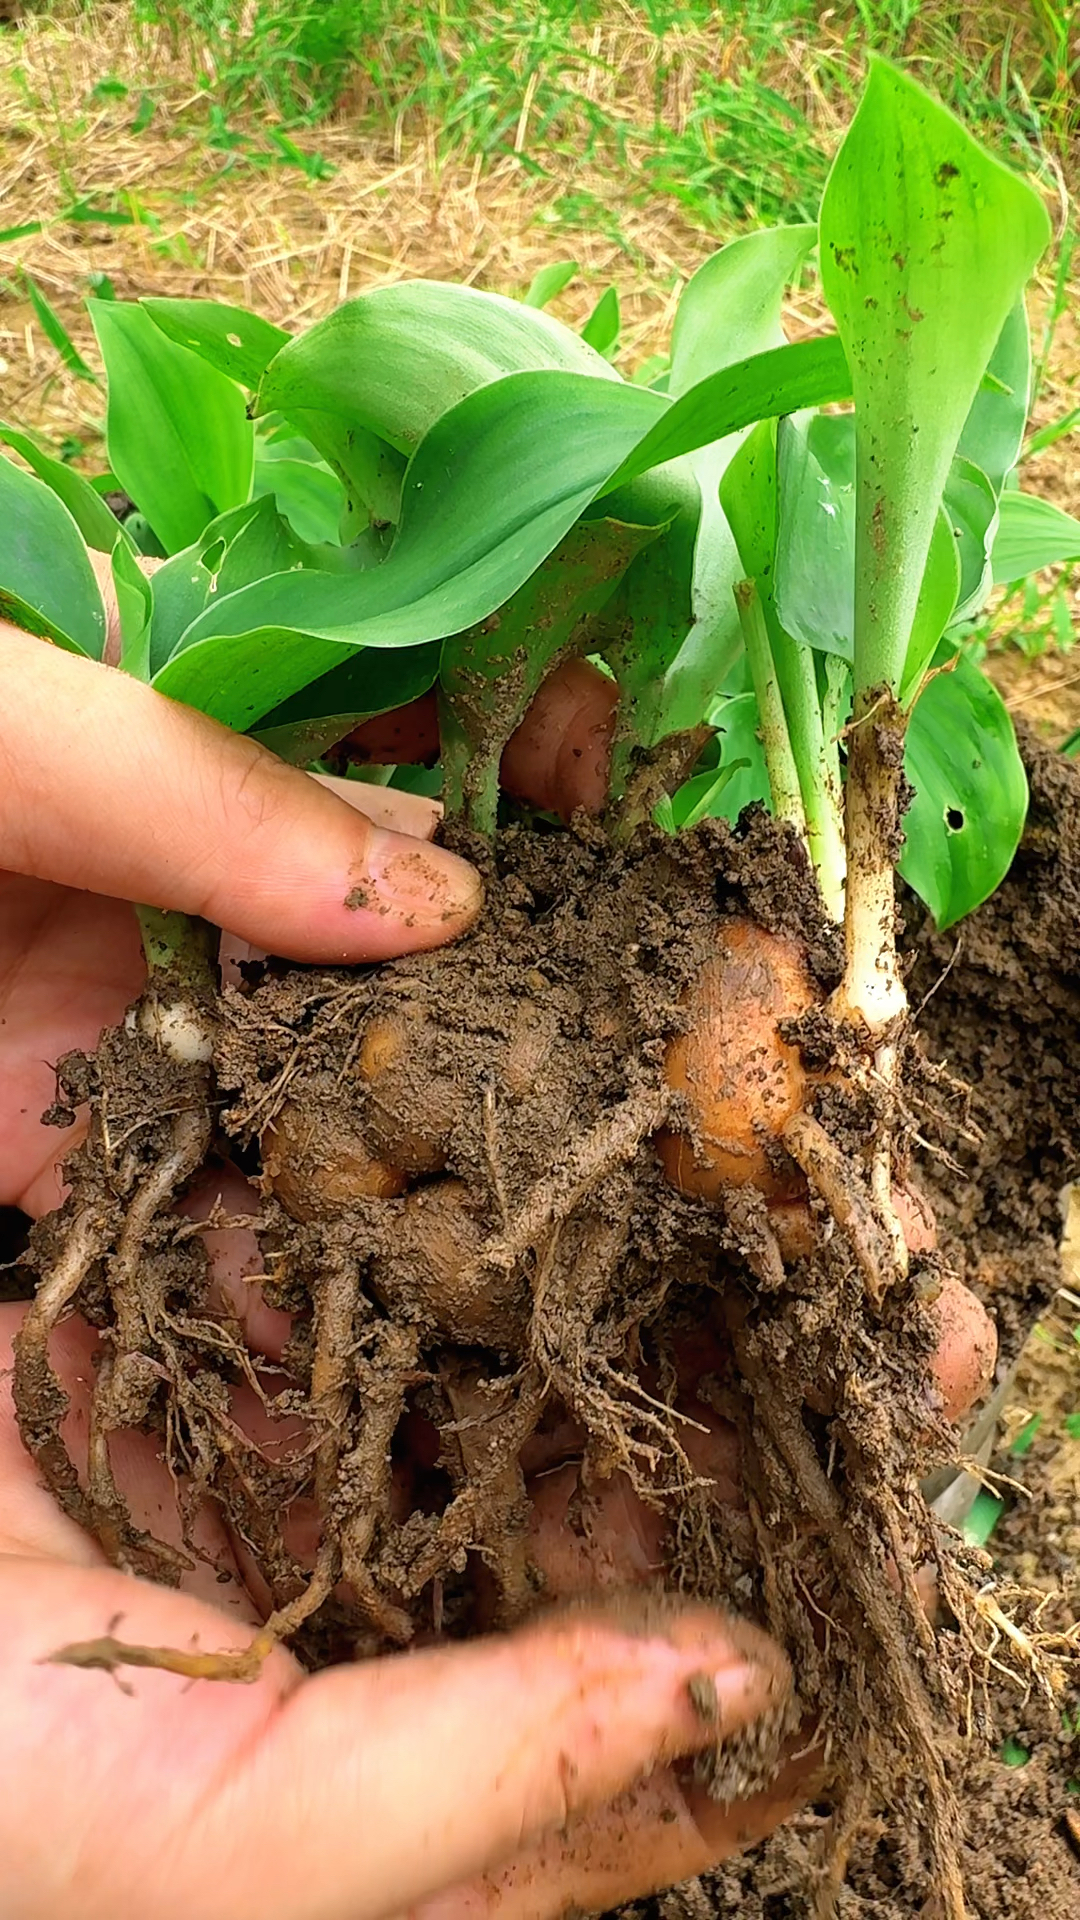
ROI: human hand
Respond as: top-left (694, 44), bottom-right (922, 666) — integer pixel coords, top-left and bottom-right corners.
top-left (0, 615), bottom-right (994, 1919)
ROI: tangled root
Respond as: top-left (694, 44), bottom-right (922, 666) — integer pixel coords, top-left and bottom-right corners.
top-left (14, 816), bottom-right (1053, 1920)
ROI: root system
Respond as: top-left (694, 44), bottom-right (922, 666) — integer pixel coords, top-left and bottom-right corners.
top-left (14, 743), bottom-right (1080, 1917)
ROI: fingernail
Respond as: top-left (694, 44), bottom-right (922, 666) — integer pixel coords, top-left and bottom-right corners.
top-left (691, 1654), bottom-right (787, 1732)
top-left (360, 828), bottom-right (483, 931)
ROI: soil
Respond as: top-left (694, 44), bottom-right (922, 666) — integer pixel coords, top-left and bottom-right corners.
top-left (11, 737), bottom-right (1080, 1918)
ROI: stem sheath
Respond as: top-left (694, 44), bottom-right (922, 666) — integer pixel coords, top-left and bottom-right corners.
top-left (734, 579), bottom-right (806, 840)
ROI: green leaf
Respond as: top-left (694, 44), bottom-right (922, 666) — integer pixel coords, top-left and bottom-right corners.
top-left (581, 286), bottom-right (620, 356)
top-left (991, 491), bottom-right (1080, 583)
top-left (958, 300), bottom-right (1031, 494)
top-left (154, 338), bottom-right (860, 732)
top-left (148, 496), bottom-right (305, 674)
top-left (659, 225), bottom-right (819, 734)
top-left (601, 334), bottom-right (850, 497)
top-left (90, 301), bottom-right (254, 554)
top-left (962, 1487), bottom-right (1003, 1548)
top-left (943, 456), bottom-right (998, 621)
top-left (819, 59), bottom-right (1051, 698)
top-left (256, 280), bottom-right (619, 454)
top-left (253, 641), bottom-right (443, 764)
top-left (775, 417), bottom-right (856, 660)
top-left (1001, 1737), bottom-right (1031, 1767)
top-left (900, 649), bottom-right (1028, 928)
top-left (111, 536), bottom-right (154, 680)
top-left (142, 297), bottom-right (290, 390)
top-left (25, 276), bottom-right (97, 381)
top-left (0, 454), bottom-right (106, 658)
top-left (523, 261), bottom-right (579, 309)
top-left (0, 422), bottom-right (130, 552)
top-left (592, 492), bottom-right (699, 789)
top-left (253, 451), bottom-right (346, 546)
top-left (773, 411), bottom-right (960, 699)
top-left (697, 692), bottom-right (771, 821)
top-left (667, 755), bottom-right (752, 830)
top-left (1008, 1412), bottom-right (1043, 1457)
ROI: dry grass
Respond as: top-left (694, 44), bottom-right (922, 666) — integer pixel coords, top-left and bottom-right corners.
top-left (1, 2), bottom-right (1074, 460)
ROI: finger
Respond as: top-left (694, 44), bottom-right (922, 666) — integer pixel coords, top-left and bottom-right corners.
top-left (197, 1600), bottom-right (787, 1920)
top-left (0, 1566), bottom-right (789, 1920)
top-left (183, 1164), bottom-right (293, 1362)
top-left (425, 1751), bottom-right (820, 1920)
top-left (88, 546), bottom-right (166, 667)
top-left (344, 659), bottom-right (619, 820)
top-left (1, 623), bottom-right (481, 962)
top-left (500, 657), bottom-right (618, 819)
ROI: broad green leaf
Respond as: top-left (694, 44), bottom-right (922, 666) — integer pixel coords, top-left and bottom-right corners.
top-left (900, 648), bottom-right (1027, 928)
top-left (112, 536), bottom-right (154, 679)
top-left (440, 515), bottom-right (659, 830)
top-left (523, 262), bottom-right (578, 309)
top-left (0, 422), bottom-right (130, 552)
top-left (958, 300), bottom-right (1031, 494)
top-left (775, 417), bottom-right (856, 659)
top-left (253, 641), bottom-right (442, 764)
top-left (991, 490), bottom-right (1080, 583)
top-left (820, 60), bottom-right (1051, 696)
top-left (254, 277), bottom-right (621, 526)
top-left (600, 334), bottom-right (850, 496)
top-left (582, 286), bottom-right (620, 356)
top-left (90, 301), bottom-right (254, 554)
top-left (659, 224), bottom-right (819, 735)
top-left (149, 496), bottom-right (306, 673)
top-left (256, 281), bottom-right (619, 455)
top-left (142, 297), bottom-right (289, 388)
top-left (0, 455), bottom-right (106, 657)
top-left (253, 452), bottom-right (346, 546)
top-left (943, 457), bottom-right (997, 620)
top-left (154, 340), bottom-right (861, 731)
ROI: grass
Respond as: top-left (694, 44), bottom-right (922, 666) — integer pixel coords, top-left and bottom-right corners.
top-left (7, 2), bottom-right (1079, 236)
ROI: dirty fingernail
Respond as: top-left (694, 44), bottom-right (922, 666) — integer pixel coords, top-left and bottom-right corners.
top-left (360, 827), bottom-right (483, 932)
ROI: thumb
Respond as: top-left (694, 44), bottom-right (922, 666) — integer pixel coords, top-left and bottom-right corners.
top-left (208, 1602), bottom-right (789, 1920)
top-left (4, 1553), bottom-right (789, 1920)
top-left (1, 623), bottom-right (482, 962)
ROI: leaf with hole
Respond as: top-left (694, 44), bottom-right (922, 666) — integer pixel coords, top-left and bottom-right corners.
top-left (142, 297), bottom-right (289, 389)
top-left (900, 647), bottom-right (1028, 928)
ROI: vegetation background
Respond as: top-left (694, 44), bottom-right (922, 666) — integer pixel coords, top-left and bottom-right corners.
top-left (1, 0), bottom-right (1078, 1602)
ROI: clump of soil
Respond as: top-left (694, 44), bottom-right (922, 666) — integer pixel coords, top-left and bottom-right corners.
top-left (12, 736), bottom-right (1080, 1917)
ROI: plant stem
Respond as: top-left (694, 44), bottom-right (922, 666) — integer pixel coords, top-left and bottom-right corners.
top-left (734, 579), bottom-right (806, 840)
top-left (133, 907), bottom-right (218, 1065)
top-left (832, 689), bottom-right (909, 1035)
top-left (770, 626), bottom-right (846, 923)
